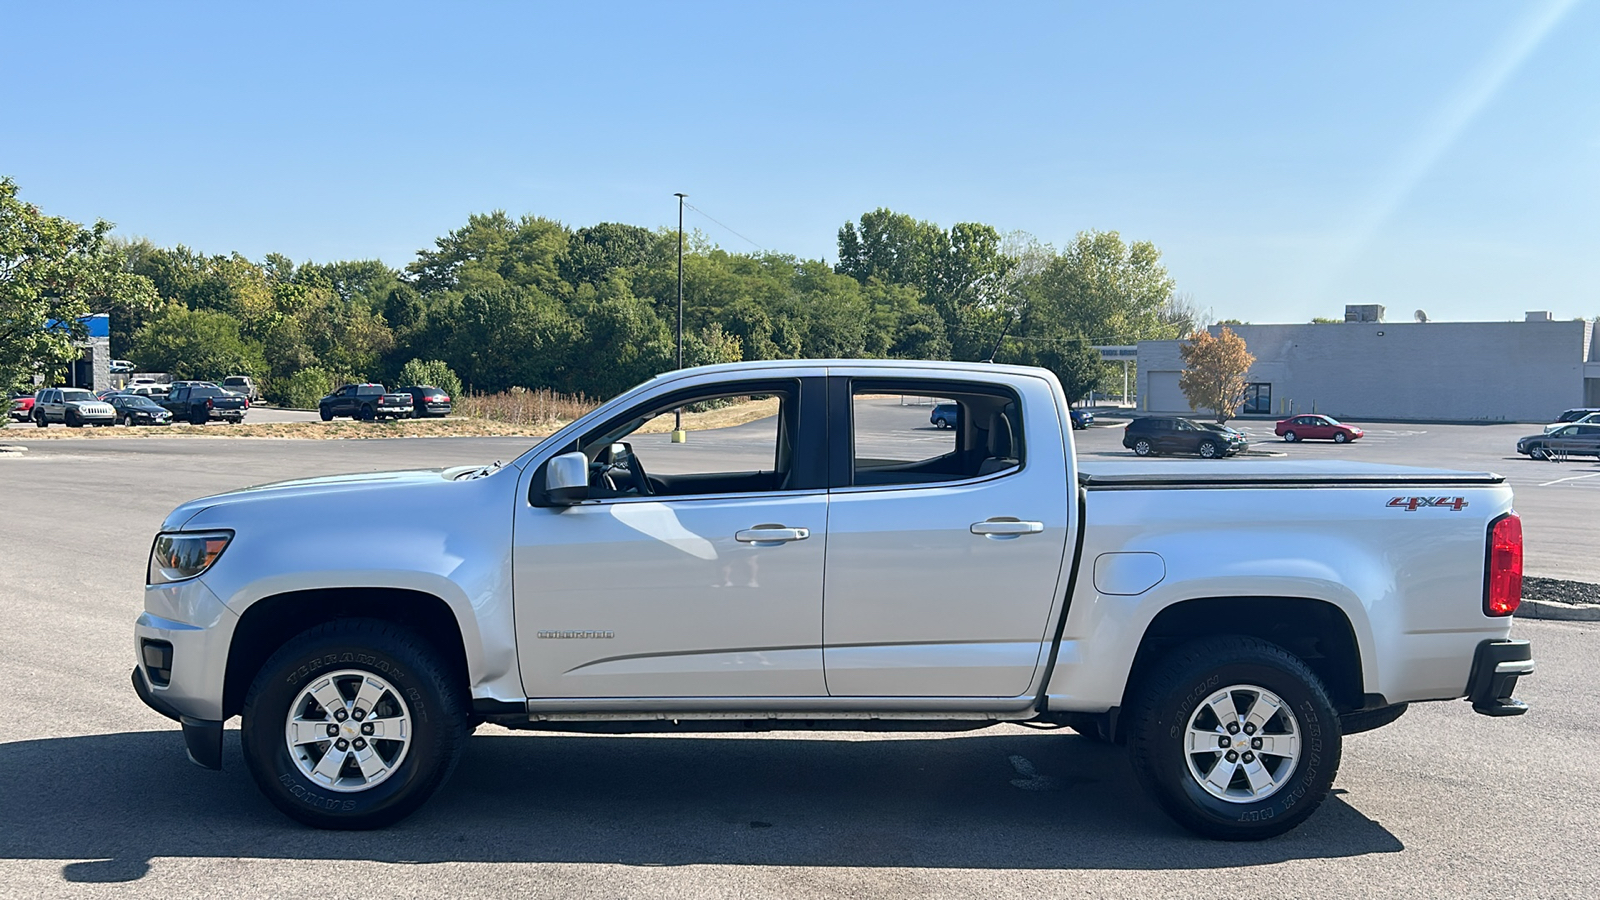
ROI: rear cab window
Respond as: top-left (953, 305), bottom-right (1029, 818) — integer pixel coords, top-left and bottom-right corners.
top-left (846, 380), bottom-right (1023, 488)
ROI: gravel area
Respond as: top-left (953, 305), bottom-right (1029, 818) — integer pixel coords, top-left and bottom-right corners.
top-left (1524, 576), bottom-right (1600, 606)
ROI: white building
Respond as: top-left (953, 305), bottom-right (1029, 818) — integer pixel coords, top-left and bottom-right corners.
top-left (1136, 311), bottom-right (1600, 423)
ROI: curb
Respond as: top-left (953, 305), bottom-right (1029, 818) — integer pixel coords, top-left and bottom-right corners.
top-left (1518, 598), bottom-right (1600, 622)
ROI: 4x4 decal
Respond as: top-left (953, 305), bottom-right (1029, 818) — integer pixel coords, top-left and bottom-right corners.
top-left (1387, 496), bottom-right (1469, 511)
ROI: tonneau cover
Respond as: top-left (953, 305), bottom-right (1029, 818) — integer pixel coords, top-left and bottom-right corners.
top-left (1077, 459), bottom-right (1504, 488)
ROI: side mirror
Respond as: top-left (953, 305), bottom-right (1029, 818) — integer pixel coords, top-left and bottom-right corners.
top-left (545, 451), bottom-right (589, 505)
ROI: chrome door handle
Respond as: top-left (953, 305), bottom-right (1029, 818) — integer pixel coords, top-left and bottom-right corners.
top-left (970, 519), bottom-right (1044, 536)
top-left (735, 525), bottom-right (810, 543)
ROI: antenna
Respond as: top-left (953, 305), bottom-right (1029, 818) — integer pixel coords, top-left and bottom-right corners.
top-left (981, 312), bottom-right (1017, 363)
top-left (1414, 309), bottom-right (1429, 323)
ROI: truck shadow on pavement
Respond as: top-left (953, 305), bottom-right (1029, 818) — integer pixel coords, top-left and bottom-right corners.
top-left (0, 728), bottom-right (1402, 882)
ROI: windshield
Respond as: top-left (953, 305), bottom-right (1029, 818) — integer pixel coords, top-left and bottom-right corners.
top-left (60, 390), bottom-right (93, 402)
top-left (1321, 416), bottom-right (1343, 425)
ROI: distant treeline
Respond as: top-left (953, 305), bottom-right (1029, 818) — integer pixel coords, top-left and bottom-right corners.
top-left (107, 207), bottom-right (1200, 406)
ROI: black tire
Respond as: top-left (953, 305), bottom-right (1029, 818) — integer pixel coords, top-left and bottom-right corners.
top-left (121, 414), bottom-right (133, 427)
top-left (1198, 440), bottom-right (1220, 459)
top-left (34, 412), bottom-right (47, 428)
top-left (1133, 438), bottom-right (1154, 456)
top-left (1339, 703), bottom-right (1408, 736)
top-left (1283, 431), bottom-right (1297, 443)
top-left (1127, 635), bottom-right (1341, 841)
top-left (1529, 447), bottom-right (1547, 460)
top-left (1334, 432), bottom-right (1349, 444)
top-left (65, 410), bottom-right (82, 428)
top-left (320, 406), bottom-right (334, 422)
top-left (358, 404), bottom-right (374, 421)
top-left (241, 618), bottom-right (469, 830)
top-left (191, 408), bottom-right (208, 426)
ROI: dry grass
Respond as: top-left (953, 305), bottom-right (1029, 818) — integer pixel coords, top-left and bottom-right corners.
top-left (455, 388), bottom-right (597, 428)
top-left (2, 396), bottom-right (780, 442)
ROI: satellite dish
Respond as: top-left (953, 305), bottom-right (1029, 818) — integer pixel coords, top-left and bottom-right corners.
top-left (1414, 309), bottom-right (1429, 323)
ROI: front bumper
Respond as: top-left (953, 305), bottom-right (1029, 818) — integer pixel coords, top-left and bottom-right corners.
top-left (131, 667), bottom-right (223, 769)
top-left (1467, 638), bottom-right (1533, 716)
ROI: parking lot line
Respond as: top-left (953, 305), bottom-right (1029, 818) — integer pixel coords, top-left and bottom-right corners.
top-left (1538, 471), bottom-right (1600, 487)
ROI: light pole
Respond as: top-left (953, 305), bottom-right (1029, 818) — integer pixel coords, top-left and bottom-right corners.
top-left (672, 192), bottom-right (687, 443)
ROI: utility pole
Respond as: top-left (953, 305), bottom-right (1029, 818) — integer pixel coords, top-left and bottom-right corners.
top-left (672, 192), bottom-right (687, 443)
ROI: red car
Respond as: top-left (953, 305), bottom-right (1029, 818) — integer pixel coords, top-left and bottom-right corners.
top-left (7, 394), bottom-right (34, 423)
top-left (1276, 414), bottom-right (1363, 443)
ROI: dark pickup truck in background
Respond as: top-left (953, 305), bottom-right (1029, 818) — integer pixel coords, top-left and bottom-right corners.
top-left (160, 383), bottom-right (248, 425)
top-left (319, 383), bottom-right (415, 421)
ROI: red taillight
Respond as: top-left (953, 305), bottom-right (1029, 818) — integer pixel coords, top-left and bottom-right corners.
top-left (439, 396), bottom-right (449, 403)
top-left (206, 398), bottom-right (214, 409)
top-left (1485, 513), bottom-right (1523, 617)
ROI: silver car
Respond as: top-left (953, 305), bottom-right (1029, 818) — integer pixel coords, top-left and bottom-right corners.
top-left (32, 387), bottom-right (116, 427)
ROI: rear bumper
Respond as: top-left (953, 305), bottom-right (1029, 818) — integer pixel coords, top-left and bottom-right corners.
top-left (1467, 638), bottom-right (1533, 716)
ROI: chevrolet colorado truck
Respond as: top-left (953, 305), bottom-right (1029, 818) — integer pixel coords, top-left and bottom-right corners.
top-left (131, 360), bottom-right (1534, 839)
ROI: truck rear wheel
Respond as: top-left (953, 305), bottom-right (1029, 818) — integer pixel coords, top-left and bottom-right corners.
top-left (240, 618), bottom-right (469, 830)
top-left (1126, 635), bottom-right (1340, 840)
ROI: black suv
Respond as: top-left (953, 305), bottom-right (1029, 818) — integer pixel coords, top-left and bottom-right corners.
top-left (1122, 416), bottom-right (1249, 459)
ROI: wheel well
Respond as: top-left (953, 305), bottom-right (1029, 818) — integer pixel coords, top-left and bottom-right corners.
top-left (1122, 596), bottom-right (1364, 715)
top-left (222, 588), bottom-right (469, 719)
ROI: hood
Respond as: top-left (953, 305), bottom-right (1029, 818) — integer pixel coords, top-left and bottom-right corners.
top-left (160, 466), bottom-right (497, 531)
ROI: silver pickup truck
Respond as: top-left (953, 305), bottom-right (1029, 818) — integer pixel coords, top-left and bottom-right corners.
top-left (132, 360), bottom-right (1533, 839)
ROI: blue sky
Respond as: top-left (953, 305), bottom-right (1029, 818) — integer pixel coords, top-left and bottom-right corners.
top-left (4, 1), bottom-right (1596, 324)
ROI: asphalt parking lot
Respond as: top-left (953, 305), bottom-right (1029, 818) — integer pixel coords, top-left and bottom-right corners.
top-left (1, 413), bottom-right (1596, 898)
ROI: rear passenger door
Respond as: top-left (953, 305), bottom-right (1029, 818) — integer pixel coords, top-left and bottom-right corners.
top-left (821, 373), bottom-right (1074, 698)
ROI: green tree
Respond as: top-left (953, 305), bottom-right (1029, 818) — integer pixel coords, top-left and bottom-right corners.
top-left (1006, 332), bottom-right (1104, 406)
top-left (273, 366), bottom-right (335, 409)
top-left (1019, 230), bottom-right (1178, 345)
top-left (131, 303), bottom-right (266, 382)
top-left (0, 178), bottom-right (158, 391)
top-left (395, 358), bottom-right (462, 399)
top-left (1178, 327), bottom-right (1256, 423)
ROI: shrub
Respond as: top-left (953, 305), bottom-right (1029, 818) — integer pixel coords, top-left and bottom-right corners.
top-left (395, 359), bottom-right (462, 399)
top-left (274, 367), bottom-right (335, 409)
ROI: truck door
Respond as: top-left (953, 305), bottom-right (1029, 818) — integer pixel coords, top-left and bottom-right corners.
top-left (512, 372), bottom-right (831, 699)
top-left (821, 373), bottom-right (1074, 697)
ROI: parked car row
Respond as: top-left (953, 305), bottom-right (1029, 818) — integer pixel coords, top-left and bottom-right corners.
top-left (317, 384), bottom-right (452, 421)
top-left (930, 402), bottom-right (1094, 430)
top-left (24, 382), bottom-right (248, 427)
top-left (9, 381), bottom-right (454, 428)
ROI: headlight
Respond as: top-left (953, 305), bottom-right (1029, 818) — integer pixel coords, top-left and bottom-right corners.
top-left (148, 531), bottom-right (233, 585)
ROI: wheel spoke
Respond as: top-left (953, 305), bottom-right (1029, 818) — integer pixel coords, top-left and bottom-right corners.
top-left (1206, 691), bottom-right (1240, 727)
top-left (1186, 727), bottom-right (1227, 753)
top-left (365, 713), bottom-right (409, 741)
top-left (353, 746), bottom-right (389, 782)
top-left (310, 747), bottom-right (348, 784)
top-left (307, 678), bottom-right (347, 716)
top-left (1255, 732), bottom-right (1299, 759)
top-left (351, 677), bottom-right (387, 718)
top-left (1241, 757), bottom-right (1276, 795)
top-left (288, 717), bottom-right (331, 746)
top-left (1243, 692), bottom-right (1283, 733)
top-left (1204, 757), bottom-right (1238, 792)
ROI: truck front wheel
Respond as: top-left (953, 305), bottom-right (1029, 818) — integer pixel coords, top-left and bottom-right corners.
top-left (240, 618), bottom-right (470, 829)
top-left (1126, 635), bottom-right (1341, 840)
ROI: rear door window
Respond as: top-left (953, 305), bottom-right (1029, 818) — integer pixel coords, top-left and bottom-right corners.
top-left (847, 381), bottom-right (1022, 487)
